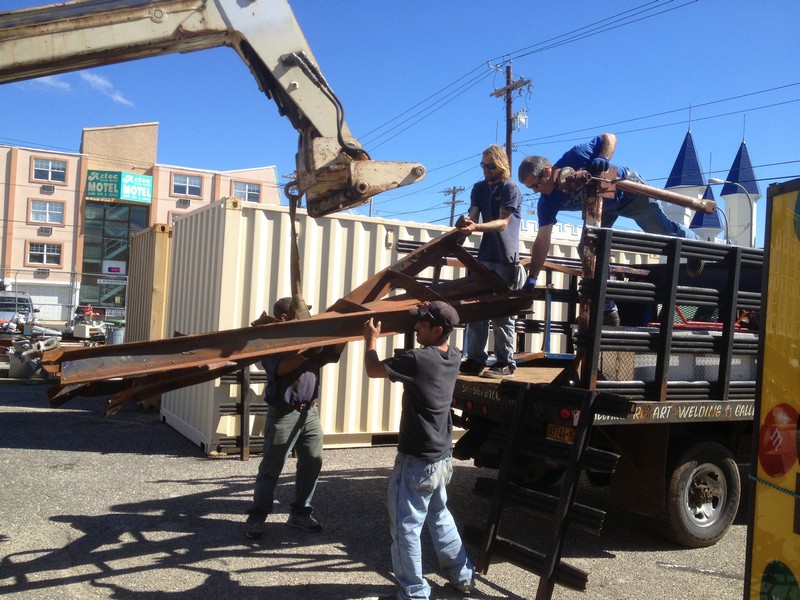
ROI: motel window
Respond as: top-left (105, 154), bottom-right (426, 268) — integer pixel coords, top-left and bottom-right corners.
top-left (172, 174), bottom-right (202, 197)
top-left (233, 181), bottom-right (261, 203)
top-left (28, 242), bottom-right (62, 266)
top-left (33, 158), bottom-right (67, 183)
top-left (30, 200), bottom-right (65, 224)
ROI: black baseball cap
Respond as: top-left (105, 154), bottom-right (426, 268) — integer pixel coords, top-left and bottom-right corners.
top-left (272, 297), bottom-right (312, 318)
top-left (409, 300), bottom-right (459, 331)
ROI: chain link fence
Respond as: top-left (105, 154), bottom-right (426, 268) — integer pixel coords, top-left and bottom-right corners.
top-left (1, 269), bottom-right (128, 326)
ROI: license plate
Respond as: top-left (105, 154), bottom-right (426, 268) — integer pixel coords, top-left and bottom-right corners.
top-left (546, 423), bottom-right (575, 443)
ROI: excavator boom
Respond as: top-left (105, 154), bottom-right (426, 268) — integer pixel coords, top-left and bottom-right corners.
top-left (0, 0), bottom-right (425, 216)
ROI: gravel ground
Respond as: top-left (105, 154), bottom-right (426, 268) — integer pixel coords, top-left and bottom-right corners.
top-left (0, 380), bottom-right (748, 599)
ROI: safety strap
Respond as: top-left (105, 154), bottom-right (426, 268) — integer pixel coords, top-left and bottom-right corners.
top-left (288, 194), bottom-right (311, 320)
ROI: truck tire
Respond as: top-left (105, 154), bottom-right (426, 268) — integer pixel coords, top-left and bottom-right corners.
top-left (514, 463), bottom-right (564, 490)
top-left (659, 440), bottom-right (740, 548)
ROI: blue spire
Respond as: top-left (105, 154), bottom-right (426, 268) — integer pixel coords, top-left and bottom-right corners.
top-left (723, 141), bottom-right (761, 200)
top-left (666, 131), bottom-right (705, 188)
top-left (690, 186), bottom-right (722, 232)
top-left (689, 210), bottom-right (723, 230)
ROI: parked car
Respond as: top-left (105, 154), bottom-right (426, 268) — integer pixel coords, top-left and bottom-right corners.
top-left (0, 291), bottom-right (39, 329)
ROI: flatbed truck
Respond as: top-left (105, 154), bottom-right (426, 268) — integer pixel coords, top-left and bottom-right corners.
top-left (452, 226), bottom-right (762, 549)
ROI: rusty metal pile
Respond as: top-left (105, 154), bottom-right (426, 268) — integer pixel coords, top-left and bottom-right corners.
top-left (40, 230), bottom-right (535, 412)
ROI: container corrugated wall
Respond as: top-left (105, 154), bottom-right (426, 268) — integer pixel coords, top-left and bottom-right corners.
top-left (126, 224), bottom-right (172, 343)
top-left (154, 198), bottom-right (580, 452)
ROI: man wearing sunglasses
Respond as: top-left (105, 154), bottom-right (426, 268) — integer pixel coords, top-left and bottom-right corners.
top-left (363, 300), bottom-right (475, 600)
top-left (518, 132), bottom-right (702, 326)
top-left (455, 144), bottom-right (523, 379)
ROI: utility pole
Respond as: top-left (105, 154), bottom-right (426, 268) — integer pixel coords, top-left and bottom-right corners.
top-left (489, 62), bottom-right (531, 172)
top-left (442, 186), bottom-right (465, 226)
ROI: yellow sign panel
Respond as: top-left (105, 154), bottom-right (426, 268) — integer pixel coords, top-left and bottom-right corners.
top-left (747, 181), bottom-right (800, 599)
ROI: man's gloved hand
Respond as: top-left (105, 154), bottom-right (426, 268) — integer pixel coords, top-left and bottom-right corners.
top-left (522, 277), bottom-right (537, 292)
top-left (301, 346), bottom-right (323, 358)
top-left (587, 157), bottom-right (610, 176)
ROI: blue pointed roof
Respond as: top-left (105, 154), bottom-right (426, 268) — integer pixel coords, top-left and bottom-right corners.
top-left (690, 210), bottom-right (723, 230)
top-left (690, 187), bottom-right (722, 231)
top-left (723, 141), bottom-right (761, 200)
top-left (667, 131), bottom-right (705, 188)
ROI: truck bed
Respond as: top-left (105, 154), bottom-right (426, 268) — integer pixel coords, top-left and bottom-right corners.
top-left (454, 342), bottom-right (756, 427)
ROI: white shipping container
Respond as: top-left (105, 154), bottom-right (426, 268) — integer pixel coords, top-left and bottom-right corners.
top-left (149, 198), bottom-right (576, 453)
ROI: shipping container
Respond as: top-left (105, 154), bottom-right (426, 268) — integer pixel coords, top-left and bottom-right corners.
top-left (131, 197), bottom-right (597, 453)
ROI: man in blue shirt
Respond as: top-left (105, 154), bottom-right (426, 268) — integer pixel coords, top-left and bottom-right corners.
top-left (456, 144), bottom-right (523, 378)
top-left (518, 133), bottom-right (701, 325)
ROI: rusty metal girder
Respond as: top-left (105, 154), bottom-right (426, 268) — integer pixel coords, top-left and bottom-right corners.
top-left (42, 229), bottom-right (534, 407)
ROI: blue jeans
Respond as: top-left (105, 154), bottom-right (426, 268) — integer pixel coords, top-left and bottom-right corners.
top-left (591, 169), bottom-right (699, 312)
top-left (248, 404), bottom-right (322, 518)
top-left (465, 261), bottom-right (518, 366)
top-left (387, 452), bottom-right (474, 600)
top-left (605, 169), bottom-right (699, 240)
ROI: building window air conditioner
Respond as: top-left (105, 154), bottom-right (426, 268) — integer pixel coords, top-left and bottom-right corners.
top-left (34, 268), bottom-right (50, 277)
top-left (177, 198), bottom-right (191, 208)
top-left (40, 184), bottom-right (56, 194)
top-left (38, 226), bottom-right (53, 236)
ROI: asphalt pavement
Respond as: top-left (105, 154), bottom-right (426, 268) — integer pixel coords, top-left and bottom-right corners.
top-left (0, 380), bottom-right (748, 599)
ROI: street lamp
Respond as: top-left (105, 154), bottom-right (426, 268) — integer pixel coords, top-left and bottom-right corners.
top-left (708, 177), bottom-right (755, 247)
top-left (716, 207), bottom-right (730, 245)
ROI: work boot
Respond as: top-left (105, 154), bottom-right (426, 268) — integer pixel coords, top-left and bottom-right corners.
top-left (286, 513), bottom-right (322, 532)
top-left (687, 257), bottom-right (705, 278)
top-left (603, 308), bottom-right (620, 326)
top-left (245, 514), bottom-right (266, 539)
top-left (481, 363), bottom-right (514, 379)
top-left (459, 358), bottom-right (485, 376)
top-left (449, 577), bottom-right (476, 594)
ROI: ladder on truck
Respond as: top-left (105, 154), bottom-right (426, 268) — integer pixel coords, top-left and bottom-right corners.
top-left (468, 383), bottom-right (632, 599)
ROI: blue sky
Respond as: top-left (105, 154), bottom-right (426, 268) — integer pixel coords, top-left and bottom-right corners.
top-left (2, 0), bottom-right (799, 248)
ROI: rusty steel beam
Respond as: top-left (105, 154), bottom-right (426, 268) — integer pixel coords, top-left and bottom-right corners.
top-left (596, 176), bottom-right (717, 214)
top-left (49, 295), bottom-right (533, 411)
top-left (557, 168), bottom-right (717, 215)
top-left (41, 229), bottom-right (535, 406)
top-left (45, 294), bottom-right (532, 386)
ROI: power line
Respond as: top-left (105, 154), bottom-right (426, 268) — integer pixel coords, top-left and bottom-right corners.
top-left (502, 0), bottom-right (698, 64)
top-left (516, 82), bottom-right (800, 146)
top-left (375, 85), bottom-right (800, 212)
top-left (515, 97), bottom-right (800, 151)
top-left (360, 1), bottom-right (697, 147)
top-left (362, 70), bottom-right (494, 150)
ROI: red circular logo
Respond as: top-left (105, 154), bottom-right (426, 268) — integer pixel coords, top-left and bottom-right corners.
top-left (758, 403), bottom-right (799, 478)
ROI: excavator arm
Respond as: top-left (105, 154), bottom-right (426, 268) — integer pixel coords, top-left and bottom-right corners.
top-left (0, 0), bottom-right (425, 216)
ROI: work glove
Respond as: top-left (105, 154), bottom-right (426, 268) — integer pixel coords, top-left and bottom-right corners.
top-left (587, 157), bottom-right (610, 176)
top-left (522, 277), bottom-right (537, 292)
top-left (301, 346), bottom-right (323, 358)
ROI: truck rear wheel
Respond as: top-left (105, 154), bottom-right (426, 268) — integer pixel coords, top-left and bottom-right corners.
top-left (659, 440), bottom-right (740, 548)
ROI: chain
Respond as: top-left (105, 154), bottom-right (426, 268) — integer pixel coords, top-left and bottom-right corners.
top-left (748, 474), bottom-right (800, 500)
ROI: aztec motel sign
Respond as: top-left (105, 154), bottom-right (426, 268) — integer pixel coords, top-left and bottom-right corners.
top-left (85, 170), bottom-right (153, 204)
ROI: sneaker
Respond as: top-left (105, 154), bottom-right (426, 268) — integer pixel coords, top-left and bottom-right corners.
top-left (603, 308), bottom-right (620, 326)
top-left (687, 257), bottom-right (705, 278)
top-left (459, 358), bottom-right (485, 376)
top-left (481, 363), bottom-right (514, 379)
top-left (286, 513), bottom-right (322, 532)
top-left (449, 578), bottom-right (476, 594)
top-left (245, 514), bottom-right (266, 539)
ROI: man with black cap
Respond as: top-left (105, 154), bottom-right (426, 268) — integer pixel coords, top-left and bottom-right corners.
top-left (363, 300), bottom-right (475, 599)
top-left (245, 297), bottom-right (343, 539)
